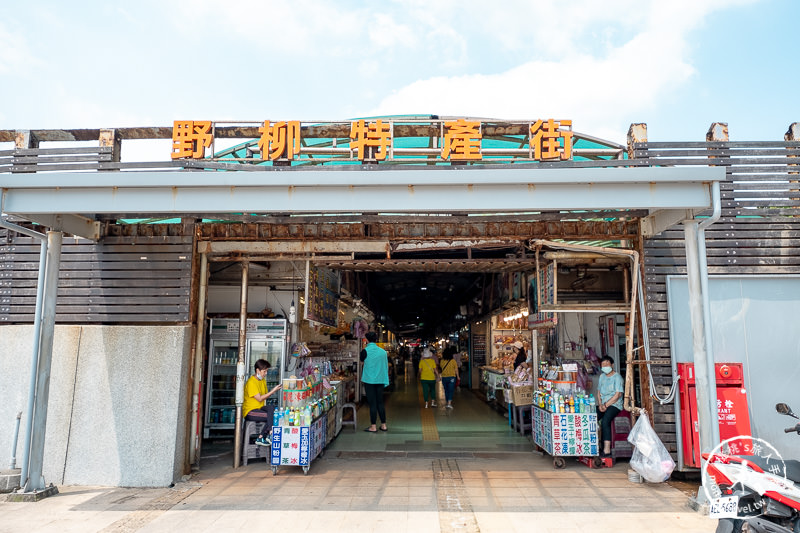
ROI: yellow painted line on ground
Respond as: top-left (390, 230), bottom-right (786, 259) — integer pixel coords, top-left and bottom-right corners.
top-left (418, 384), bottom-right (439, 441)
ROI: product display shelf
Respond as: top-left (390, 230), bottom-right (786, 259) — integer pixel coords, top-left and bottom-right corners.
top-left (269, 380), bottom-right (343, 475)
top-left (532, 405), bottom-right (600, 469)
top-left (480, 366), bottom-right (507, 402)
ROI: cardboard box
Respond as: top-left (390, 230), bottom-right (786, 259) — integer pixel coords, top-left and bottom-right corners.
top-left (510, 384), bottom-right (534, 406)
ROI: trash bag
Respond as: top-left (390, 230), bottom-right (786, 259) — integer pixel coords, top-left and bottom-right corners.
top-left (627, 412), bottom-right (676, 483)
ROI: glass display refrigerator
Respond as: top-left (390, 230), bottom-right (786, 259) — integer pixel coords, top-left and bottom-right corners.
top-left (205, 318), bottom-right (287, 438)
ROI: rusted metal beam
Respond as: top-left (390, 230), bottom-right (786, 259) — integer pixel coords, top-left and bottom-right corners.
top-left (197, 240), bottom-right (390, 255)
top-left (190, 220), bottom-right (639, 242)
top-left (315, 258), bottom-right (539, 273)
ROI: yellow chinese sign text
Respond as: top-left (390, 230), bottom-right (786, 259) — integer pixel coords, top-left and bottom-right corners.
top-left (441, 119), bottom-right (482, 160)
top-left (171, 120), bottom-right (212, 159)
top-left (258, 120), bottom-right (301, 160)
top-left (530, 119), bottom-right (573, 161)
top-left (350, 120), bottom-right (392, 160)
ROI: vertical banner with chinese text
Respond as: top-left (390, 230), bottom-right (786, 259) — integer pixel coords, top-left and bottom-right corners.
top-left (304, 262), bottom-right (341, 327)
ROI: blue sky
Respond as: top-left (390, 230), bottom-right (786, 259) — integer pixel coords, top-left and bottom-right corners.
top-left (1, 0), bottom-right (797, 146)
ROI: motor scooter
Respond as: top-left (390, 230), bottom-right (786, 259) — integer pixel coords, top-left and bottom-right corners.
top-left (704, 403), bottom-right (800, 533)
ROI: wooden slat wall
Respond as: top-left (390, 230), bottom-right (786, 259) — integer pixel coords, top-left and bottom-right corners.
top-left (636, 140), bottom-right (800, 457)
top-left (0, 231), bottom-right (192, 323)
top-left (0, 146), bottom-right (114, 173)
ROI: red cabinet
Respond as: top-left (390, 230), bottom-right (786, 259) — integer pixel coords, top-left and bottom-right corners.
top-left (677, 363), bottom-right (752, 468)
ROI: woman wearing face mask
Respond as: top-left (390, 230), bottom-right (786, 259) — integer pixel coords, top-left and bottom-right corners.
top-left (596, 355), bottom-right (624, 457)
top-left (244, 359), bottom-right (282, 446)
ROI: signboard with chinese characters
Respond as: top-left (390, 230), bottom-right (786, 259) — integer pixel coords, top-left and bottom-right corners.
top-left (533, 406), bottom-right (598, 457)
top-left (270, 421), bottom-right (326, 469)
top-left (304, 262), bottom-right (340, 327)
top-left (529, 264), bottom-right (557, 328)
top-left (169, 118), bottom-right (576, 164)
top-left (270, 425), bottom-right (313, 467)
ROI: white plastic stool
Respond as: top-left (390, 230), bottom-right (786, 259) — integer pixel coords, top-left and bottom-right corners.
top-left (341, 403), bottom-right (357, 431)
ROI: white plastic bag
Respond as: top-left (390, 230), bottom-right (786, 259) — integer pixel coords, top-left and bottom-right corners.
top-left (627, 412), bottom-right (676, 483)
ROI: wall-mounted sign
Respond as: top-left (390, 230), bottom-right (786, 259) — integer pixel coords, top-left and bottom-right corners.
top-left (304, 262), bottom-right (340, 327)
top-left (529, 264), bottom-right (557, 328)
top-left (170, 118), bottom-right (574, 163)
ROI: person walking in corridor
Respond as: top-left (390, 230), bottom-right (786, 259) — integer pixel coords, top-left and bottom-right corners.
top-left (439, 348), bottom-right (458, 409)
top-left (360, 331), bottom-right (389, 432)
top-left (419, 348), bottom-right (440, 408)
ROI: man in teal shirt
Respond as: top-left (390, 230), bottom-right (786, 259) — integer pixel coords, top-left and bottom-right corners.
top-left (360, 331), bottom-right (389, 432)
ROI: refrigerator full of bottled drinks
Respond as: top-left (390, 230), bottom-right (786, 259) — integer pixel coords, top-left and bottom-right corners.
top-left (205, 318), bottom-right (287, 437)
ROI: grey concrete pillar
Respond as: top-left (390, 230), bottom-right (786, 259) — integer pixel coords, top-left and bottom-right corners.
top-left (23, 231), bottom-right (62, 493)
top-left (233, 261), bottom-right (249, 468)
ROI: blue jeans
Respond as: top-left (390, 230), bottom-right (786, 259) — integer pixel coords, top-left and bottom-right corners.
top-left (441, 377), bottom-right (456, 401)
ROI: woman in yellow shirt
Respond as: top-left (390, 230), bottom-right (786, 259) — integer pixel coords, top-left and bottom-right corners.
top-left (439, 349), bottom-right (458, 409)
top-left (419, 349), bottom-right (440, 408)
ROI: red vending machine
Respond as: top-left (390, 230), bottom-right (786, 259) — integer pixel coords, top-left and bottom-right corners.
top-left (677, 362), bottom-right (752, 468)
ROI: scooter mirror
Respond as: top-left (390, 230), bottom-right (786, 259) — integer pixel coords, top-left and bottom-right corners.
top-left (776, 403), bottom-right (794, 416)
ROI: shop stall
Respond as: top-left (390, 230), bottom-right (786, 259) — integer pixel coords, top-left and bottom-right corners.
top-left (478, 310), bottom-right (532, 406)
top-left (269, 373), bottom-right (343, 475)
top-left (312, 340), bottom-right (361, 403)
top-left (532, 407), bottom-right (599, 468)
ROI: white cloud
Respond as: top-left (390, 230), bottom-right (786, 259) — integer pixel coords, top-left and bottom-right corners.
top-left (369, 0), bottom-right (758, 143)
top-left (166, 0), bottom-right (366, 56)
top-left (368, 13), bottom-right (417, 49)
top-left (0, 22), bottom-right (41, 76)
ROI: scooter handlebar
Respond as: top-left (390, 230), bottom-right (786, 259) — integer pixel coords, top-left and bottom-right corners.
top-left (785, 424), bottom-right (800, 433)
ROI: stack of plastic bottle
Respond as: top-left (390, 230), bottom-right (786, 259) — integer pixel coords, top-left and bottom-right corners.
top-left (538, 390), bottom-right (595, 414)
top-left (274, 387), bottom-right (338, 427)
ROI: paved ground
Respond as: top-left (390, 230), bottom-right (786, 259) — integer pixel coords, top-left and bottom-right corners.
top-left (0, 452), bottom-right (716, 533)
top-left (0, 375), bottom-right (716, 532)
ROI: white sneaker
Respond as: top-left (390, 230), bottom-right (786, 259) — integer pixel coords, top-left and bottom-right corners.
top-left (446, 404), bottom-right (453, 409)
top-left (425, 402), bottom-right (429, 408)
top-left (431, 401), bottom-right (437, 407)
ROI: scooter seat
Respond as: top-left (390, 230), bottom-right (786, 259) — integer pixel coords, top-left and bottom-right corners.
top-left (738, 456), bottom-right (800, 484)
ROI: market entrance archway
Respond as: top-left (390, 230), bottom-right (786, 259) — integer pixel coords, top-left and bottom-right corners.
top-left (200, 228), bottom-right (640, 462)
top-left (1, 124), bottom-right (725, 486)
